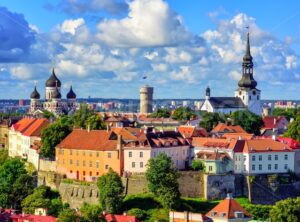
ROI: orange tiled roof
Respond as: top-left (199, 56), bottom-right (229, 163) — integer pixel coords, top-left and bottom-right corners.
top-left (57, 129), bottom-right (118, 151)
top-left (243, 139), bottom-right (293, 153)
top-left (12, 118), bottom-right (49, 137)
top-left (197, 150), bottom-right (231, 161)
top-left (112, 127), bottom-right (139, 141)
top-left (206, 194), bottom-right (251, 219)
top-left (222, 133), bottom-right (254, 140)
top-left (212, 123), bottom-right (247, 134)
top-left (263, 116), bottom-right (287, 129)
top-left (178, 125), bottom-right (208, 138)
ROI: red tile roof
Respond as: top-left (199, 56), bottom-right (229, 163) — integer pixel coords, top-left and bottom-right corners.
top-left (10, 214), bottom-right (56, 222)
top-left (211, 123), bottom-right (246, 134)
top-left (206, 194), bottom-right (251, 219)
top-left (178, 126), bottom-right (208, 138)
top-left (105, 214), bottom-right (136, 222)
top-left (243, 139), bottom-right (293, 153)
top-left (263, 116), bottom-right (287, 129)
top-left (57, 129), bottom-right (118, 151)
top-left (222, 133), bottom-right (254, 140)
top-left (11, 118), bottom-right (49, 137)
top-left (277, 136), bottom-right (300, 149)
top-left (197, 150), bottom-right (231, 161)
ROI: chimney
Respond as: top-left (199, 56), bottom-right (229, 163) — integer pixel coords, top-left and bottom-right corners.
top-left (274, 118), bottom-right (276, 125)
top-left (87, 124), bottom-right (91, 132)
top-left (174, 127), bottom-right (178, 133)
top-left (272, 135), bottom-right (277, 141)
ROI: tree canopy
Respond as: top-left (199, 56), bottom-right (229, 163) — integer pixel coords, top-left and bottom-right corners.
top-left (271, 108), bottom-right (297, 120)
top-left (0, 158), bottom-right (33, 209)
top-left (149, 108), bottom-right (171, 118)
top-left (284, 112), bottom-right (300, 142)
top-left (269, 197), bottom-right (300, 222)
top-left (191, 159), bottom-right (205, 171)
top-left (171, 107), bottom-right (196, 121)
top-left (231, 110), bottom-right (263, 135)
top-left (199, 112), bottom-right (226, 131)
top-left (145, 153), bottom-right (180, 209)
top-left (97, 169), bottom-right (124, 214)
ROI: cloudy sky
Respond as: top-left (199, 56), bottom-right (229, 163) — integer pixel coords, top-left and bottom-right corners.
top-left (0, 0), bottom-right (300, 99)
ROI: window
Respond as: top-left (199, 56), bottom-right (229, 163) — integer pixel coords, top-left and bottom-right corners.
top-left (249, 96), bottom-right (251, 100)
top-left (275, 164), bottom-right (278, 170)
top-left (252, 165), bottom-right (255, 171)
top-left (284, 164), bottom-right (288, 170)
top-left (257, 95), bottom-right (259, 100)
top-left (132, 162), bottom-right (135, 168)
top-left (76, 160), bottom-right (79, 166)
top-left (82, 151), bottom-right (85, 156)
top-left (83, 160), bottom-right (86, 167)
top-left (268, 155), bottom-right (271, 161)
top-left (259, 155), bottom-right (262, 161)
top-left (96, 161), bottom-right (99, 169)
top-left (268, 164), bottom-right (271, 170)
top-left (252, 156), bottom-right (255, 161)
top-left (89, 171), bottom-right (92, 176)
top-left (89, 151), bottom-right (93, 157)
top-left (69, 150), bottom-right (72, 155)
top-left (96, 152), bottom-right (99, 157)
top-left (59, 149), bottom-right (63, 155)
top-left (259, 164), bottom-right (262, 171)
top-left (140, 152), bottom-right (143, 158)
top-left (76, 150), bottom-right (79, 156)
top-left (275, 155), bottom-right (278, 160)
top-left (140, 162), bottom-right (143, 168)
top-left (209, 166), bottom-right (213, 171)
top-left (107, 152), bottom-right (111, 158)
top-left (284, 154), bottom-right (288, 160)
top-left (70, 159), bottom-right (73, 165)
top-left (105, 165), bottom-right (109, 170)
top-left (243, 155), bottom-right (246, 161)
top-left (129, 151), bottom-right (132, 158)
top-left (89, 161), bottom-right (92, 167)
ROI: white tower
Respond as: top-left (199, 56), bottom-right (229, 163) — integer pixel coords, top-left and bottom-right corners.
top-left (140, 85), bottom-right (154, 114)
top-left (234, 32), bottom-right (262, 115)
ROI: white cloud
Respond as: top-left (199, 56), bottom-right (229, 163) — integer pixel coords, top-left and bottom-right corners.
top-left (60, 18), bottom-right (85, 35)
top-left (10, 65), bottom-right (32, 80)
top-left (229, 70), bottom-right (241, 81)
top-left (96, 0), bottom-right (192, 47)
top-left (57, 60), bottom-right (87, 77)
top-left (152, 63), bottom-right (168, 72)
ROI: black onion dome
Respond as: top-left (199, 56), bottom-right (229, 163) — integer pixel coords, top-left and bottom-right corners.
top-left (67, 85), bottom-right (76, 99)
top-left (46, 68), bottom-right (61, 87)
top-left (52, 86), bottom-right (61, 99)
top-left (205, 86), bottom-right (210, 97)
top-left (30, 86), bottom-right (40, 99)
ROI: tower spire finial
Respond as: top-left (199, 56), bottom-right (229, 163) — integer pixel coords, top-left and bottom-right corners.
top-left (245, 26), bottom-right (251, 57)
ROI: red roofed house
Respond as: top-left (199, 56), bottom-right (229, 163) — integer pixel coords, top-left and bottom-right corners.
top-left (169, 211), bottom-right (211, 222)
top-left (234, 139), bottom-right (294, 174)
top-left (206, 193), bottom-right (252, 221)
top-left (211, 123), bottom-right (247, 136)
top-left (105, 214), bottom-right (136, 222)
top-left (261, 116), bottom-right (289, 136)
top-left (56, 129), bottom-right (123, 181)
top-left (10, 208), bottom-right (56, 222)
top-left (9, 118), bottom-right (49, 169)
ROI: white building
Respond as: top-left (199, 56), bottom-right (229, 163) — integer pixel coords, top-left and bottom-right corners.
top-left (123, 130), bottom-right (190, 173)
top-left (201, 32), bottom-right (262, 115)
top-left (9, 118), bottom-right (49, 169)
top-left (234, 139), bottom-right (294, 174)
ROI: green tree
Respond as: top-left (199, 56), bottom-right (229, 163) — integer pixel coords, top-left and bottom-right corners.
top-left (11, 174), bottom-right (34, 209)
top-left (0, 149), bottom-right (8, 165)
top-left (85, 114), bottom-right (105, 130)
top-left (97, 169), bottom-right (124, 214)
top-left (199, 112), bottom-right (226, 131)
top-left (40, 118), bottom-right (72, 158)
top-left (145, 153), bottom-right (180, 209)
top-left (231, 110), bottom-right (263, 135)
top-left (58, 208), bottom-right (83, 222)
top-left (43, 110), bottom-right (55, 119)
top-left (127, 208), bottom-right (147, 221)
top-left (270, 197), bottom-right (300, 222)
top-left (271, 108), bottom-right (296, 120)
top-left (80, 203), bottom-right (103, 222)
top-left (0, 158), bottom-right (30, 208)
top-left (72, 103), bottom-right (91, 128)
top-left (191, 159), bottom-right (205, 171)
top-left (284, 113), bottom-right (300, 142)
top-left (171, 107), bottom-right (196, 121)
top-left (149, 108), bottom-right (171, 118)
top-left (21, 185), bottom-right (63, 216)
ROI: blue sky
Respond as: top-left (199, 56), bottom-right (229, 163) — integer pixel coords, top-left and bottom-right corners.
top-left (0, 0), bottom-right (299, 99)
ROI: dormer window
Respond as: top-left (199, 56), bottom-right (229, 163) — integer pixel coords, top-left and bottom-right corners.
top-left (234, 212), bottom-right (244, 218)
top-left (211, 212), bottom-right (217, 217)
top-left (220, 212), bottom-right (226, 218)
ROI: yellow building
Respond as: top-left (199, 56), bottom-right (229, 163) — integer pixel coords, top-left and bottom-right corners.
top-left (56, 129), bottom-right (123, 181)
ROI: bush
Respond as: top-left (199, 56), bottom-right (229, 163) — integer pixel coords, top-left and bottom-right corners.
top-left (127, 208), bottom-right (146, 220)
top-left (191, 159), bottom-right (205, 171)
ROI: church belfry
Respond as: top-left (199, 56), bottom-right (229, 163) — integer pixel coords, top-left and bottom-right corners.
top-left (235, 31), bottom-right (262, 115)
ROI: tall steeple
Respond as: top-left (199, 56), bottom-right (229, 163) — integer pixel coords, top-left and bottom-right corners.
top-left (238, 32), bottom-right (257, 89)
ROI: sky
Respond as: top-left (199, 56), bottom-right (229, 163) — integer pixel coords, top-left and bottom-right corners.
top-left (0, 0), bottom-right (300, 100)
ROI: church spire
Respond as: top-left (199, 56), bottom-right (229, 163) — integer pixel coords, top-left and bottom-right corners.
top-left (238, 31), bottom-right (257, 89)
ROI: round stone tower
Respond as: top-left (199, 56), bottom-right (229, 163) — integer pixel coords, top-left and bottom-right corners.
top-left (140, 85), bottom-right (154, 114)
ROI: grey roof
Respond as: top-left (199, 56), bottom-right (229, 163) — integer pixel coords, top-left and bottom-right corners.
top-left (46, 68), bottom-right (61, 87)
top-left (209, 97), bottom-right (246, 109)
top-left (67, 85), bottom-right (76, 99)
top-left (30, 86), bottom-right (40, 99)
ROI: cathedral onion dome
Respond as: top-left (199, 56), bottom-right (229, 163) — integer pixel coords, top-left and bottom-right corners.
top-left (66, 85), bottom-right (76, 99)
top-left (52, 86), bottom-right (61, 99)
top-left (30, 86), bottom-right (40, 99)
top-left (46, 68), bottom-right (61, 87)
